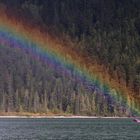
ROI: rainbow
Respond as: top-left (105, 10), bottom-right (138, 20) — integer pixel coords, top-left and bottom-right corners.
top-left (0, 11), bottom-right (140, 115)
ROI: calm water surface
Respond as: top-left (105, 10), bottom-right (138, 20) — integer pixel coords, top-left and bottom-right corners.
top-left (0, 118), bottom-right (140, 140)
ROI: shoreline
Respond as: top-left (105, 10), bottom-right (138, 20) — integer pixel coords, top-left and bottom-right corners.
top-left (0, 112), bottom-right (138, 119)
top-left (0, 115), bottom-right (137, 119)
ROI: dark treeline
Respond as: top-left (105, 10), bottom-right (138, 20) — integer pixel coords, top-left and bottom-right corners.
top-left (0, 0), bottom-right (140, 116)
top-left (0, 45), bottom-right (131, 116)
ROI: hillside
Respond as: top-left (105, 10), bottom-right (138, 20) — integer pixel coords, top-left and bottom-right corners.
top-left (0, 0), bottom-right (140, 116)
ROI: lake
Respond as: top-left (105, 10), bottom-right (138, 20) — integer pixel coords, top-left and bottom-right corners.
top-left (0, 118), bottom-right (140, 140)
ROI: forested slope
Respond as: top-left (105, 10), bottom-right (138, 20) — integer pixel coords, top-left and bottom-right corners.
top-left (0, 0), bottom-right (140, 116)
top-left (1, 44), bottom-right (130, 116)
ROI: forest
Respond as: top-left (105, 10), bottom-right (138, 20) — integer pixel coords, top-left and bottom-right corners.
top-left (0, 0), bottom-right (140, 116)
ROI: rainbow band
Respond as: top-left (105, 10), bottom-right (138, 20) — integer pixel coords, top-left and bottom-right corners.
top-left (0, 12), bottom-right (139, 115)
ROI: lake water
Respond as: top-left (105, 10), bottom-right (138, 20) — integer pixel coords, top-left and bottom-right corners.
top-left (0, 118), bottom-right (140, 140)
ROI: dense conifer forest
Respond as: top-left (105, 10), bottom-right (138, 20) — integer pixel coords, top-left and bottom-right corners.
top-left (0, 0), bottom-right (140, 116)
